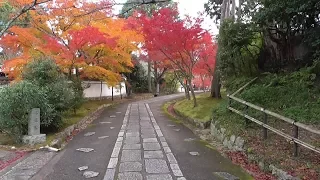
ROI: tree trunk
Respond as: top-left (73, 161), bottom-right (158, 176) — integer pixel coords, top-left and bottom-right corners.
top-left (210, 0), bottom-right (227, 99)
top-left (210, 75), bottom-right (215, 97)
top-left (201, 76), bottom-right (205, 92)
top-left (183, 83), bottom-right (191, 100)
top-left (120, 83), bottom-right (122, 99)
top-left (156, 82), bottom-right (160, 95)
top-left (214, 72), bottom-right (222, 98)
top-left (172, 71), bottom-right (190, 100)
top-left (154, 65), bottom-right (158, 95)
top-left (148, 61), bottom-right (152, 92)
top-left (225, 0), bottom-right (230, 19)
top-left (237, 0), bottom-right (243, 20)
top-left (111, 86), bottom-right (114, 101)
top-left (231, 0), bottom-right (236, 19)
top-left (188, 79), bottom-right (197, 107)
top-left (100, 81), bottom-right (103, 100)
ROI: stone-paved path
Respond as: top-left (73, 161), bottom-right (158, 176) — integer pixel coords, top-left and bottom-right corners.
top-left (103, 103), bottom-right (185, 180)
top-left (6, 93), bottom-right (252, 180)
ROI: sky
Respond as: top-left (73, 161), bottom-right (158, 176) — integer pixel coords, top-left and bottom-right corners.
top-left (113, 0), bottom-right (218, 35)
top-left (175, 0), bottom-right (218, 35)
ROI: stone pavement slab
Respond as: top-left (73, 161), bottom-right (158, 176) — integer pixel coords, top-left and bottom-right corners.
top-left (103, 103), bottom-right (186, 180)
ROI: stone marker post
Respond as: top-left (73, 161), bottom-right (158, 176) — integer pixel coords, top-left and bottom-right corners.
top-left (22, 108), bottom-right (46, 145)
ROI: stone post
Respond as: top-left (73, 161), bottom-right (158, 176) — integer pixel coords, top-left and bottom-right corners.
top-left (22, 108), bottom-right (46, 145)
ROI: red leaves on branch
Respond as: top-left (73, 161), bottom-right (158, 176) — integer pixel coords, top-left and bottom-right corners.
top-left (129, 7), bottom-right (217, 82)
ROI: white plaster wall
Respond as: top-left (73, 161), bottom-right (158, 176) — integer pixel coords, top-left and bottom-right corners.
top-left (83, 81), bottom-right (126, 98)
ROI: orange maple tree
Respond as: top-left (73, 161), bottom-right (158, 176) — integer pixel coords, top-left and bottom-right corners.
top-left (0, 0), bottom-right (144, 85)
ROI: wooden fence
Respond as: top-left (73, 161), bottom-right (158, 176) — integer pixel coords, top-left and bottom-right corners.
top-left (227, 77), bottom-right (320, 156)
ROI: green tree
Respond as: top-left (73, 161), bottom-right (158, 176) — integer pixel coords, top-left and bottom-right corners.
top-left (0, 82), bottom-right (54, 142)
top-left (120, 0), bottom-right (174, 94)
top-left (206, 0), bottom-right (320, 92)
top-left (22, 58), bottom-right (76, 130)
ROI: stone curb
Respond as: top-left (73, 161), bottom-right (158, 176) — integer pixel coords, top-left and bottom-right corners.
top-left (50, 104), bottom-right (111, 149)
top-left (173, 107), bottom-right (211, 129)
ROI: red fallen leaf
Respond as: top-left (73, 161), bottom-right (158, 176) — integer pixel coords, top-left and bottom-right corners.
top-left (0, 151), bottom-right (27, 171)
top-left (226, 151), bottom-right (276, 180)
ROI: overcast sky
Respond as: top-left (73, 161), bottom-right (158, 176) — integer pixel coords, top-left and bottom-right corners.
top-left (175, 0), bottom-right (218, 35)
top-left (113, 0), bottom-right (218, 35)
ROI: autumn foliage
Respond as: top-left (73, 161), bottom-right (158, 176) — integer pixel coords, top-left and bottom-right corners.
top-left (0, 0), bottom-right (217, 105)
top-left (129, 7), bottom-right (217, 106)
top-left (0, 0), bottom-right (143, 86)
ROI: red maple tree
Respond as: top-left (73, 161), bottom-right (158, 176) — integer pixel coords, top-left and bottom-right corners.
top-left (131, 7), bottom-right (208, 107)
top-left (193, 32), bottom-right (217, 91)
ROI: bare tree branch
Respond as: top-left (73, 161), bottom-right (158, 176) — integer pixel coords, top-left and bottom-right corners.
top-left (0, 0), bottom-right (51, 37)
top-left (0, 0), bottom-right (171, 37)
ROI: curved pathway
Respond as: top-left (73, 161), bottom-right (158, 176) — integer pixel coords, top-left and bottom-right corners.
top-left (25, 94), bottom-right (250, 180)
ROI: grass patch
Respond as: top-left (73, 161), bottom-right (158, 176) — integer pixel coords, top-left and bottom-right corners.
top-left (0, 94), bottom-right (153, 148)
top-left (174, 93), bottom-right (225, 123)
top-left (61, 99), bottom-right (112, 129)
top-left (237, 69), bottom-right (320, 124)
top-left (39, 99), bottom-right (113, 147)
top-left (0, 133), bottom-right (15, 146)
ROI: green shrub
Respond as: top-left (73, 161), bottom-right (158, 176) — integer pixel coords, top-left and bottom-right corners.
top-left (162, 72), bottom-right (179, 94)
top-left (22, 58), bottom-right (76, 130)
top-left (69, 78), bottom-right (85, 114)
top-left (22, 58), bottom-right (61, 86)
top-left (0, 82), bottom-right (54, 142)
top-left (0, 58), bottom-right (86, 141)
top-left (211, 99), bottom-right (247, 136)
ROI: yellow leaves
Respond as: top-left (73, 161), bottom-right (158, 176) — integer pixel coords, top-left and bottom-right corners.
top-left (91, 18), bottom-right (144, 74)
top-left (81, 65), bottom-right (121, 86)
top-left (1, 26), bottom-right (44, 57)
top-left (2, 0), bottom-right (144, 86)
top-left (2, 56), bottom-right (30, 79)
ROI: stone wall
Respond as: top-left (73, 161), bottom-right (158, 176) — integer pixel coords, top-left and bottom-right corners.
top-left (210, 120), bottom-right (245, 151)
top-left (210, 120), bottom-right (299, 180)
top-left (83, 81), bottom-right (126, 98)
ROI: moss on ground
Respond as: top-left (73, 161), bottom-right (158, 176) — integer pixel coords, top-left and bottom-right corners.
top-left (61, 99), bottom-right (113, 129)
top-left (174, 93), bottom-right (225, 123)
top-left (162, 101), bottom-right (182, 124)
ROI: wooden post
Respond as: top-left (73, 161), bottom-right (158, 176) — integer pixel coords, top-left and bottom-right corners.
top-left (244, 104), bottom-right (249, 127)
top-left (227, 95), bottom-right (231, 111)
top-left (294, 125), bottom-right (299, 156)
top-left (263, 112), bottom-right (268, 139)
top-left (120, 83), bottom-right (122, 99)
top-left (112, 86), bottom-right (114, 101)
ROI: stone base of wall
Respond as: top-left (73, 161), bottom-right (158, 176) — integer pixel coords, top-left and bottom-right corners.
top-left (210, 120), bottom-right (245, 151)
top-left (210, 120), bottom-right (299, 180)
